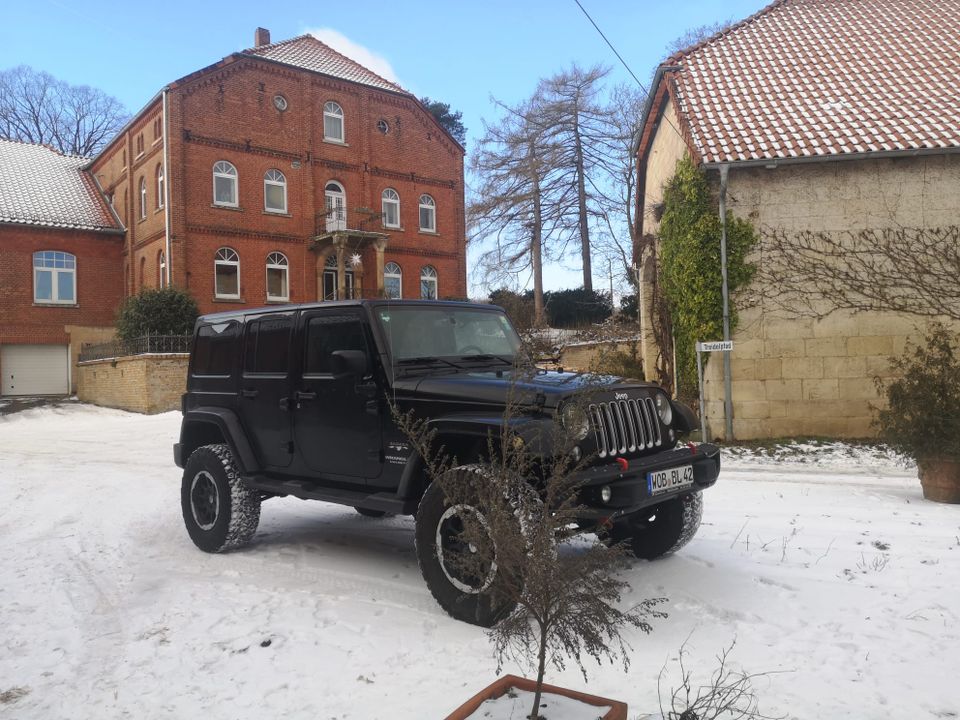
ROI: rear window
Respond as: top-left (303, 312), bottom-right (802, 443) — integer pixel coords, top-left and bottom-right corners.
top-left (192, 321), bottom-right (240, 376)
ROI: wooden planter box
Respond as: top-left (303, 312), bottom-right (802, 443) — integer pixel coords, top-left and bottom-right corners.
top-left (444, 674), bottom-right (627, 720)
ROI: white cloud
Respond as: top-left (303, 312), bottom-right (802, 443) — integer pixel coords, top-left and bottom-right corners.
top-left (303, 28), bottom-right (400, 84)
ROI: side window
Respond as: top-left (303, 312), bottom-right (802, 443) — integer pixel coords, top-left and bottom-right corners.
top-left (304, 314), bottom-right (368, 375)
top-left (243, 315), bottom-right (293, 374)
top-left (192, 321), bottom-right (240, 376)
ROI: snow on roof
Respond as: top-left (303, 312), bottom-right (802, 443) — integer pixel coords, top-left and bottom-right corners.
top-left (0, 139), bottom-right (120, 232)
top-left (665, 0), bottom-right (960, 164)
top-left (243, 35), bottom-right (410, 96)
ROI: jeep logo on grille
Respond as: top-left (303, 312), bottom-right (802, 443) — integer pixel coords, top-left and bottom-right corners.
top-left (615, 392), bottom-right (629, 400)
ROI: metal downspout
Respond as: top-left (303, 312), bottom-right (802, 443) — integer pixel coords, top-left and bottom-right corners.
top-left (162, 89), bottom-right (172, 286)
top-left (719, 164), bottom-right (733, 440)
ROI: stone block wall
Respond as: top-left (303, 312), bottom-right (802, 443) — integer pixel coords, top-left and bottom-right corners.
top-left (697, 154), bottom-right (960, 440)
top-left (77, 354), bottom-right (188, 414)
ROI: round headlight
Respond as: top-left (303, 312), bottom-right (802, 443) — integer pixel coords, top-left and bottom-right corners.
top-left (560, 403), bottom-right (590, 441)
top-left (655, 393), bottom-right (673, 425)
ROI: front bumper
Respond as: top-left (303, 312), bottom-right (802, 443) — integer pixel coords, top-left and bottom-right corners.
top-left (573, 443), bottom-right (720, 521)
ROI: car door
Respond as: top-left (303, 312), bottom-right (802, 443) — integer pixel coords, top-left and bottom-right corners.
top-left (293, 308), bottom-right (382, 479)
top-left (238, 312), bottom-right (294, 469)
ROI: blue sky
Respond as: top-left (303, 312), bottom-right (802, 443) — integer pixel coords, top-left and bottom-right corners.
top-left (4, 0), bottom-right (764, 295)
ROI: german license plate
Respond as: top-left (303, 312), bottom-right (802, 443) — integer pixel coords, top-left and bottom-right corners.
top-left (647, 464), bottom-right (695, 496)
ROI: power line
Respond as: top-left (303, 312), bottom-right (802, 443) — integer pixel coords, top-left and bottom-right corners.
top-left (572, 0), bottom-right (689, 147)
top-left (572, 0), bottom-right (649, 93)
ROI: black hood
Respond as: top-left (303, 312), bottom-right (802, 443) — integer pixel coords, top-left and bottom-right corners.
top-left (393, 367), bottom-right (657, 410)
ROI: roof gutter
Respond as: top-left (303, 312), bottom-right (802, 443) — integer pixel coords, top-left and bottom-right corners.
top-left (633, 64), bottom-right (682, 158)
top-left (701, 145), bottom-right (960, 170)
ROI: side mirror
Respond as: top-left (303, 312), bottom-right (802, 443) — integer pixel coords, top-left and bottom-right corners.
top-left (330, 349), bottom-right (369, 378)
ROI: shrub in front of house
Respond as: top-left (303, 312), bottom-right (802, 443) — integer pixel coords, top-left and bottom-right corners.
top-left (874, 323), bottom-right (960, 503)
top-left (116, 287), bottom-right (199, 342)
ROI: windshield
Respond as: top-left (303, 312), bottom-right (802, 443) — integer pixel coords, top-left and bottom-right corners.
top-left (375, 306), bottom-right (521, 361)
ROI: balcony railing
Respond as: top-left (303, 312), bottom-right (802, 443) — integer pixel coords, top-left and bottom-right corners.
top-left (79, 334), bottom-right (192, 362)
top-left (314, 206), bottom-right (390, 237)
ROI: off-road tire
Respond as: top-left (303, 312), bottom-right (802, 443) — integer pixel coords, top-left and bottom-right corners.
top-left (181, 444), bottom-right (261, 553)
top-left (614, 491), bottom-right (703, 560)
top-left (414, 465), bottom-right (517, 627)
top-left (354, 507), bottom-right (389, 518)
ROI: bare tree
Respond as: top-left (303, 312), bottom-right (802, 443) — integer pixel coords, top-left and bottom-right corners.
top-left (663, 20), bottom-right (735, 58)
top-left (752, 226), bottom-right (960, 322)
top-left (0, 65), bottom-right (129, 156)
top-left (537, 64), bottom-right (617, 292)
top-left (394, 383), bottom-right (666, 720)
top-left (469, 96), bottom-right (571, 325)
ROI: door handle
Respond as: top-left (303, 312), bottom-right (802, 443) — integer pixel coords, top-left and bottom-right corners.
top-left (279, 397), bottom-right (290, 411)
top-left (295, 390), bottom-right (318, 402)
top-left (241, 389), bottom-right (259, 398)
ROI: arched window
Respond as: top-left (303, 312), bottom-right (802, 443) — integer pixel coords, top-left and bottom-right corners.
top-left (420, 265), bottom-right (438, 300)
top-left (215, 247), bottom-right (240, 299)
top-left (418, 194), bottom-right (436, 232)
top-left (266, 251), bottom-right (289, 301)
top-left (323, 101), bottom-right (344, 142)
top-left (158, 250), bottom-right (166, 288)
top-left (156, 164), bottom-right (165, 209)
top-left (324, 181), bottom-right (346, 231)
top-left (381, 188), bottom-right (400, 228)
top-left (212, 161), bottom-right (238, 207)
top-left (384, 261), bottom-right (402, 299)
top-left (139, 177), bottom-right (147, 220)
top-left (33, 251), bottom-right (76, 304)
top-left (264, 169), bottom-right (287, 214)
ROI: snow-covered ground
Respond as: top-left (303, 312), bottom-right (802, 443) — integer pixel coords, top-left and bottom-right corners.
top-left (1, 404), bottom-right (958, 719)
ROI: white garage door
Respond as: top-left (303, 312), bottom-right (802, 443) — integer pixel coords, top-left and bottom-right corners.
top-left (1, 345), bottom-right (69, 396)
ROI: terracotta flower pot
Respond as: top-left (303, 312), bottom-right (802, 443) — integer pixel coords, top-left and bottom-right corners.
top-left (918, 459), bottom-right (960, 503)
top-left (444, 674), bottom-right (627, 720)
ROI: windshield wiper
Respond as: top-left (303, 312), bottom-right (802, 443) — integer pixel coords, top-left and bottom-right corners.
top-left (396, 356), bottom-right (460, 367)
top-left (395, 357), bottom-right (463, 375)
top-left (456, 354), bottom-right (513, 366)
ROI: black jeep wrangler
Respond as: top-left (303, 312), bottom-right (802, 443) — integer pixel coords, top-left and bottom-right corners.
top-left (174, 300), bottom-right (720, 625)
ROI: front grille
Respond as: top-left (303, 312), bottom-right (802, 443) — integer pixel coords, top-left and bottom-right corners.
top-left (589, 397), bottom-right (662, 458)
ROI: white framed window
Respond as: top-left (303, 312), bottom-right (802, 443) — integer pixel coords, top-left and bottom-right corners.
top-left (213, 161), bottom-right (238, 207)
top-left (418, 194), bottom-right (436, 232)
top-left (420, 265), bottom-right (438, 300)
top-left (266, 251), bottom-right (289, 301)
top-left (156, 164), bottom-right (165, 209)
top-left (323, 101), bottom-right (344, 142)
top-left (158, 250), bottom-right (166, 288)
top-left (264, 169), bottom-right (287, 214)
top-left (381, 188), bottom-right (400, 228)
top-left (214, 247), bottom-right (240, 299)
top-left (33, 251), bottom-right (76, 304)
top-left (139, 177), bottom-right (147, 220)
top-left (384, 261), bottom-right (402, 299)
top-left (324, 181), bottom-right (346, 231)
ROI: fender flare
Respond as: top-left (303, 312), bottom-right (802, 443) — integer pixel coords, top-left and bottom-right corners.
top-left (396, 413), bottom-right (548, 501)
top-left (179, 407), bottom-right (259, 474)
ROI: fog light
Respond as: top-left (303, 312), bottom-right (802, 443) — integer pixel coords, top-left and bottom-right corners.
top-left (600, 485), bottom-right (612, 503)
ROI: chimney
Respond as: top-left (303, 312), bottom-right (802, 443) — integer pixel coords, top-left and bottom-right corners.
top-left (254, 27), bottom-right (271, 47)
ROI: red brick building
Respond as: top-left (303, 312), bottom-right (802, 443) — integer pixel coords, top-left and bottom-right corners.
top-left (0, 139), bottom-right (124, 394)
top-left (0, 29), bottom-right (466, 395)
top-left (90, 28), bottom-right (467, 316)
